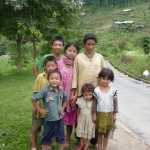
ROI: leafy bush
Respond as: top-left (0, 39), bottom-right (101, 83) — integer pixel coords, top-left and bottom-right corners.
top-left (140, 36), bottom-right (150, 54)
top-left (117, 38), bottom-right (127, 51)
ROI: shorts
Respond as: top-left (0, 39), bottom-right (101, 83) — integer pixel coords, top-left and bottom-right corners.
top-left (96, 112), bottom-right (114, 133)
top-left (31, 116), bottom-right (44, 133)
top-left (42, 118), bottom-right (65, 145)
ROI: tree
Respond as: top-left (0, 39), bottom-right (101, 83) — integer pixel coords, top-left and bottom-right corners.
top-left (0, 0), bottom-right (80, 72)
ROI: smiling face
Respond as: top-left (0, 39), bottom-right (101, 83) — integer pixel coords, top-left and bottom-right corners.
top-left (65, 45), bottom-right (78, 60)
top-left (52, 40), bottom-right (64, 55)
top-left (48, 73), bottom-right (61, 88)
top-left (100, 77), bottom-right (111, 87)
top-left (44, 61), bottom-right (57, 73)
top-left (84, 39), bottom-right (96, 54)
top-left (83, 91), bottom-right (93, 101)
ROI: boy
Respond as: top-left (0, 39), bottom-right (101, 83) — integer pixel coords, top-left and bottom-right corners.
top-left (32, 70), bottom-right (68, 150)
top-left (31, 56), bottom-right (58, 150)
top-left (33, 36), bottom-right (64, 77)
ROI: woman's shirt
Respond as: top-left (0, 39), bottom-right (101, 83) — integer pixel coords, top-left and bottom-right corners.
top-left (72, 52), bottom-right (104, 96)
top-left (94, 87), bottom-right (118, 112)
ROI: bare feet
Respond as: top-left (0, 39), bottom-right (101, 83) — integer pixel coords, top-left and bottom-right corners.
top-left (42, 145), bottom-right (51, 150)
top-left (63, 142), bottom-right (69, 148)
top-left (31, 148), bottom-right (37, 150)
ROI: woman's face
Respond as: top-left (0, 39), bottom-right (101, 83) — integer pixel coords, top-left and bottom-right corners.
top-left (65, 45), bottom-right (78, 60)
top-left (84, 39), bottom-right (96, 53)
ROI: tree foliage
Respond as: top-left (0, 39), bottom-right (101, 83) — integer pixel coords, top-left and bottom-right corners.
top-left (0, 0), bottom-right (80, 72)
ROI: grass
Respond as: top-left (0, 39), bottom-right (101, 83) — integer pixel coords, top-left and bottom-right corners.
top-left (0, 57), bottom-right (34, 149)
top-left (0, 57), bottom-right (95, 150)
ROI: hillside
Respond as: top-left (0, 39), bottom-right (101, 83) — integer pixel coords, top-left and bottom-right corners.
top-left (79, 2), bottom-right (150, 81)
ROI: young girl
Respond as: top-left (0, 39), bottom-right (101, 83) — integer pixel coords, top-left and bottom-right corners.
top-left (94, 68), bottom-right (118, 150)
top-left (57, 41), bottom-right (79, 146)
top-left (32, 70), bottom-right (68, 150)
top-left (75, 84), bottom-right (96, 150)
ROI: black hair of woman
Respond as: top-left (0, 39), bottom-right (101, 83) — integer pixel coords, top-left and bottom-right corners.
top-left (83, 33), bottom-right (98, 44)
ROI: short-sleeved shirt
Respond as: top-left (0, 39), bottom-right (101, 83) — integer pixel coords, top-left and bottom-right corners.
top-left (33, 72), bottom-right (49, 118)
top-left (94, 87), bottom-right (117, 112)
top-left (36, 54), bottom-right (62, 69)
top-left (33, 85), bottom-right (68, 121)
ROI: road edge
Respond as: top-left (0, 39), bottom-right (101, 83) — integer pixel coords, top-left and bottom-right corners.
top-left (109, 61), bottom-right (150, 85)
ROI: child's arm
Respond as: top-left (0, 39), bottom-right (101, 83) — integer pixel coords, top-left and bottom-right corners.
top-left (70, 88), bottom-right (78, 107)
top-left (32, 92), bottom-right (37, 115)
top-left (60, 100), bottom-right (67, 116)
top-left (71, 57), bottom-right (78, 107)
top-left (32, 100), bottom-right (48, 116)
top-left (33, 65), bottom-right (39, 77)
top-left (113, 95), bottom-right (118, 122)
top-left (92, 97), bottom-right (97, 122)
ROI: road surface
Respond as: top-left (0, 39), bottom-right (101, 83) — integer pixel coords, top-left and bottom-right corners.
top-left (105, 61), bottom-right (150, 144)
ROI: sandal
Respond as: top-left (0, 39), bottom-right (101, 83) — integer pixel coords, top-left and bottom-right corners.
top-left (82, 148), bottom-right (89, 150)
top-left (76, 145), bottom-right (84, 150)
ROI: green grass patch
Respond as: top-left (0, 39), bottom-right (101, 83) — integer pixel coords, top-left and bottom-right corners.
top-left (0, 57), bottom-right (95, 150)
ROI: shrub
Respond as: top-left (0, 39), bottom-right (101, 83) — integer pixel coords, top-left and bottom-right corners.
top-left (140, 36), bottom-right (150, 54)
top-left (117, 39), bottom-right (127, 51)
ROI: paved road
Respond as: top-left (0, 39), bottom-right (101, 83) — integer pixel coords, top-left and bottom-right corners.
top-left (105, 61), bottom-right (150, 144)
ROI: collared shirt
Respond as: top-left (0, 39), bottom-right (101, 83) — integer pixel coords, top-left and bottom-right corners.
top-left (33, 85), bottom-right (68, 121)
top-left (94, 87), bottom-right (118, 112)
top-left (33, 72), bottom-right (49, 118)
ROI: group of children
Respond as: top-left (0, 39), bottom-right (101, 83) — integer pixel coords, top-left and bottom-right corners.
top-left (31, 34), bottom-right (118, 150)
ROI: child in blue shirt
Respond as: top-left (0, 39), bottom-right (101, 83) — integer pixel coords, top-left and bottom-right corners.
top-left (32, 70), bottom-right (67, 150)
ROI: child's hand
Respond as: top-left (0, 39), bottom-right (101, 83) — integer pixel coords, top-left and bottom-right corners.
top-left (70, 96), bottom-right (77, 107)
top-left (92, 114), bottom-right (97, 123)
top-left (40, 109), bottom-right (49, 116)
top-left (60, 111), bottom-right (64, 116)
top-left (32, 106), bottom-right (37, 115)
top-left (113, 113), bottom-right (117, 122)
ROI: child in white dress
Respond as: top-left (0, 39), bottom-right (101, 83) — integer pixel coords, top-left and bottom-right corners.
top-left (93, 68), bottom-right (118, 150)
top-left (76, 84), bottom-right (95, 150)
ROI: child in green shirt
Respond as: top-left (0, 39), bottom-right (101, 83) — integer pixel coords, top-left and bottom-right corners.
top-left (33, 36), bottom-right (64, 76)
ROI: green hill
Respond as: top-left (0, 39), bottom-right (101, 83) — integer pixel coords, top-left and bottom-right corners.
top-left (79, 2), bottom-right (150, 81)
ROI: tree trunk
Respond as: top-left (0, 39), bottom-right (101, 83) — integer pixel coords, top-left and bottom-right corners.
top-left (32, 36), bottom-right (37, 60)
top-left (17, 34), bottom-right (22, 73)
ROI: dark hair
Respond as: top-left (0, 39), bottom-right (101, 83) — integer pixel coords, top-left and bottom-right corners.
top-left (51, 36), bottom-right (65, 46)
top-left (83, 33), bottom-right (97, 44)
top-left (44, 56), bottom-right (57, 66)
top-left (81, 83), bottom-right (94, 94)
top-left (47, 69), bottom-right (62, 80)
top-left (65, 41), bottom-right (80, 53)
top-left (98, 68), bottom-right (114, 81)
